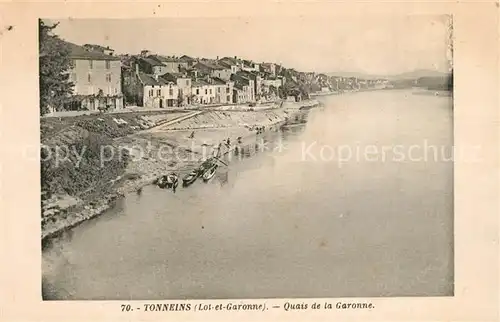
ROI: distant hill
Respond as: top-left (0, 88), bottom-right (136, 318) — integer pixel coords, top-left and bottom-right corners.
top-left (326, 69), bottom-right (450, 80)
top-left (387, 69), bottom-right (451, 80)
top-left (326, 72), bottom-right (385, 80)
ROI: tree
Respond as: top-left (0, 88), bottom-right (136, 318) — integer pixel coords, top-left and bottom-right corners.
top-left (39, 19), bottom-right (74, 116)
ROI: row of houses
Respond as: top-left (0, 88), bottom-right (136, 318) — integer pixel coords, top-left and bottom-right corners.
top-left (61, 41), bottom-right (387, 113)
top-left (122, 53), bottom-right (287, 109)
top-left (61, 41), bottom-right (288, 112)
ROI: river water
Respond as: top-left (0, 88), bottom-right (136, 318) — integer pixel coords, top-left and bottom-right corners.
top-left (42, 89), bottom-right (454, 300)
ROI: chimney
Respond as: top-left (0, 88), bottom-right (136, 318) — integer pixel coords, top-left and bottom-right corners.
top-left (216, 55), bottom-right (219, 60)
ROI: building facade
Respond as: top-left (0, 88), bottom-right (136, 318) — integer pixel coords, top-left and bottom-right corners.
top-left (135, 72), bottom-right (182, 109)
top-left (191, 79), bottom-right (217, 105)
top-left (213, 78), bottom-right (234, 104)
top-left (193, 61), bottom-right (232, 82)
top-left (66, 42), bottom-right (123, 111)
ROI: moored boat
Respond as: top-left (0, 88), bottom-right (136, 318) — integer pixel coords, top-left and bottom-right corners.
top-left (156, 172), bottom-right (179, 192)
top-left (182, 170), bottom-right (199, 187)
top-left (202, 164), bottom-right (218, 182)
top-left (197, 158), bottom-right (214, 175)
top-left (166, 172), bottom-right (179, 192)
top-left (156, 175), bottom-right (169, 189)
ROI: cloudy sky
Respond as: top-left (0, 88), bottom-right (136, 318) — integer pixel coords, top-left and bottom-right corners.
top-left (50, 15), bottom-right (451, 75)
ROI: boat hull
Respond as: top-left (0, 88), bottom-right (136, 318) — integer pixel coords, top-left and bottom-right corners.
top-left (157, 174), bottom-right (179, 191)
top-left (202, 165), bottom-right (218, 182)
top-left (182, 173), bottom-right (198, 187)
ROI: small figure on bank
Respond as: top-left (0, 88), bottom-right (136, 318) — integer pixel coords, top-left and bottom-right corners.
top-left (189, 131), bottom-right (195, 139)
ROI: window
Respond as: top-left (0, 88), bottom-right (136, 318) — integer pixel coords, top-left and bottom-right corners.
top-left (205, 89), bottom-right (208, 95)
top-left (169, 88), bottom-right (173, 96)
top-left (106, 73), bottom-right (111, 82)
top-left (217, 87), bottom-right (221, 93)
top-left (227, 95), bottom-right (230, 102)
top-left (209, 89), bottom-right (212, 94)
top-left (87, 73), bottom-right (92, 83)
top-left (89, 60), bottom-right (93, 69)
top-left (157, 89), bottom-right (161, 96)
top-left (186, 80), bottom-right (190, 86)
top-left (105, 61), bottom-right (110, 69)
top-left (149, 89), bottom-right (153, 97)
top-left (196, 89), bottom-right (200, 95)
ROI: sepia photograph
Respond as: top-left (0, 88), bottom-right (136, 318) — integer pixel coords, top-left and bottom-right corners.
top-left (39, 15), bottom-right (455, 301)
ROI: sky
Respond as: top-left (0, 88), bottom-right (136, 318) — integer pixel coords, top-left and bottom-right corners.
top-left (49, 15), bottom-right (452, 75)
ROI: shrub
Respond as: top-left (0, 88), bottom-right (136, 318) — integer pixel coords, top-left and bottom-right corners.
top-left (41, 131), bottom-right (130, 198)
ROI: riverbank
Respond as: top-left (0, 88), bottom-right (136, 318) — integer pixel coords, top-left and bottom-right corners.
top-left (41, 100), bottom-right (314, 242)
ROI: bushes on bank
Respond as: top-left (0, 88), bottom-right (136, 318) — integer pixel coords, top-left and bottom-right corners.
top-left (75, 118), bottom-right (134, 138)
top-left (41, 130), bottom-right (129, 200)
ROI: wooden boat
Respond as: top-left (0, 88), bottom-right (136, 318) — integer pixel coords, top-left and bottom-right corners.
top-left (197, 158), bottom-right (215, 175)
top-left (156, 173), bottom-right (179, 191)
top-left (156, 175), bottom-right (169, 189)
top-left (202, 164), bottom-right (218, 182)
top-left (182, 170), bottom-right (199, 187)
top-left (166, 173), bottom-right (179, 190)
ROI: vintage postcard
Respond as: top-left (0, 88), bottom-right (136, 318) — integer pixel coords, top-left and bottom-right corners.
top-left (0, 1), bottom-right (498, 321)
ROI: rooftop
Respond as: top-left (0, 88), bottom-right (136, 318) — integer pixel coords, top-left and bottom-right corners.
top-left (137, 72), bottom-right (170, 86)
top-left (195, 61), bottom-right (227, 71)
top-left (211, 77), bottom-right (227, 85)
top-left (140, 56), bottom-right (165, 67)
top-left (220, 56), bottom-right (242, 65)
top-left (179, 55), bottom-right (196, 62)
top-left (66, 41), bottom-right (120, 61)
top-left (161, 72), bottom-right (190, 82)
top-left (218, 61), bottom-right (233, 69)
top-left (192, 79), bottom-right (210, 87)
top-left (152, 55), bottom-right (184, 63)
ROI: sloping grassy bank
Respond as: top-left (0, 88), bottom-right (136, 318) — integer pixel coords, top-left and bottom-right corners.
top-left (40, 111), bottom-right (188, 241)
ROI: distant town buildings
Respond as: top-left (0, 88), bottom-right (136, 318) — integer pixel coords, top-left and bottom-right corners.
top-left (60, 41), bottom-right (391, 112)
